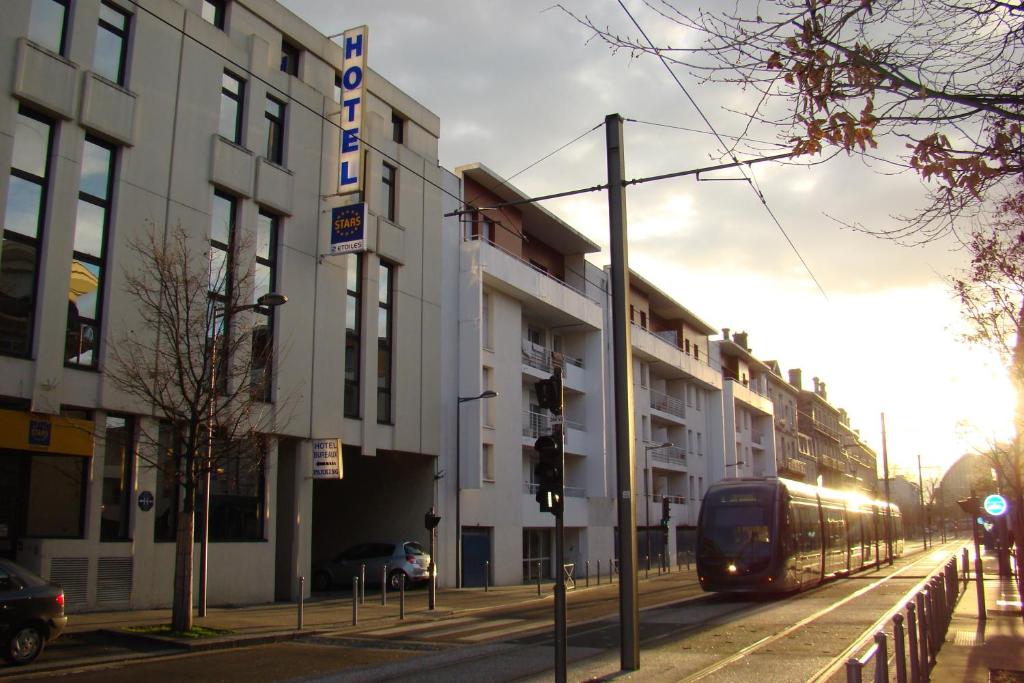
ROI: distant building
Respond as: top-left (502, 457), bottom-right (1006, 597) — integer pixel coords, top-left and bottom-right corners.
top-left (764, 359), bottom-right (807, 481)
top-left (709, 330), bottom-right (777, 482)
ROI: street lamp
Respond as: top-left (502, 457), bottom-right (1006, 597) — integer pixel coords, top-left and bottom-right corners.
top-left (724, 460), bottom-right (745, 477)
top-left (454, 390), bottom-right (498, 589)
top-left (199, 291), bottom-right (287, 617)
top-left (644, 442), bottom-right (673, 570)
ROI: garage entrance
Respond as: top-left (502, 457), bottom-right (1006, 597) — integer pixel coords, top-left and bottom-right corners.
top-left (310, 447), bottom-right (433, 591)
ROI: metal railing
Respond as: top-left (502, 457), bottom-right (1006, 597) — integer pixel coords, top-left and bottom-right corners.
top-left (522, 410), bottom-right (584, 438)
top-left (653, 493), bottom-right (687, 505)
top-left (649, 389), bottom-right (686, 419)
top-left (524, 481), bottom-right (586, 498)
top-left (469, 234), bottom-right (600, 303)
top-left (649, 445), bottom-right (688, 467)
top-left (844, 552), bottom-right (963, 683)
top-left (521, 341), bottom-right (584, 373)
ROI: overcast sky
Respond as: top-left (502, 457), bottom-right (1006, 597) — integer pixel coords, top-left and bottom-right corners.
top-left (282, 0), bottom-right (1014, 480)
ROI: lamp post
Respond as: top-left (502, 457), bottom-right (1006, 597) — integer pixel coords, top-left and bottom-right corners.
top-left (198, 291), bottom-right (287, 618)
top-left (454, 390), bottom-right (498, 589)
top-left (643, 442), bottom-right (673, 570)
top-left (725, 460), bottom-right (745, 477)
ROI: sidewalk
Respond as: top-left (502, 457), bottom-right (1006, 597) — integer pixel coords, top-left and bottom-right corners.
top-left (16, 562), bottom-right (694, 672)
top-left (931, 550), bottom-right (1024, 682)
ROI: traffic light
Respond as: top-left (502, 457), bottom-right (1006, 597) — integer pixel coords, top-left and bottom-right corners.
top-left (662, 497), bottom-right (671, 522)
top-left (534, 429), bottom-right (564, 514)
top-left (424, 511), bottom-right (441, 530)
top-left (534, 369), bottom-right (564, 415)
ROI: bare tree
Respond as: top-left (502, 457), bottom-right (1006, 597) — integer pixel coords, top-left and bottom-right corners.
top-left (953, 181), bottom-right (1024, 607)
top-left (561, 0), bottom-right (1024, 243)
top-left (106, 225), bottom-right (280, 632)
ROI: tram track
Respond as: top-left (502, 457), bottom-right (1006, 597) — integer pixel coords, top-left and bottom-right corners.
top-left (676, 541), bottom-right (966, 682)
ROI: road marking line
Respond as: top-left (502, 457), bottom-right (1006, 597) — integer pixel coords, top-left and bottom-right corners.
top-left (360, 615), bottom-right (479, 636)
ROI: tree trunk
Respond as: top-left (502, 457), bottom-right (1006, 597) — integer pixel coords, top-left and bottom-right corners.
top-left (171, 483), bottom-right (196, 633)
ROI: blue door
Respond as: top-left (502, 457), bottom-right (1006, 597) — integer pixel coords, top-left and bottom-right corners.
top-left (461, 528), bottom-right (491, 588)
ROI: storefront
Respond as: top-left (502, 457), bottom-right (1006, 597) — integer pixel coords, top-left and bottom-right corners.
top-left (0, 408), bottom-right (94, 561)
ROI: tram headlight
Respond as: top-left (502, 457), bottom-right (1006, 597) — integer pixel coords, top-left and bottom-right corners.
top-left (727, 563), bottom-right (737, 573)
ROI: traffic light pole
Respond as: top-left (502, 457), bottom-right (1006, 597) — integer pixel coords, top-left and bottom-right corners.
top-left (554, 490), bottom-right (567, 683)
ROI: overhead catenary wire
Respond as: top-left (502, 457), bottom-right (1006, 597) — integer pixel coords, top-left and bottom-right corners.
top-left (615, 0), bottom-right (829, 302)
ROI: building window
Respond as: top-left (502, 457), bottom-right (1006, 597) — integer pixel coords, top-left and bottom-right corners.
top-left (639, 362), bottom-right (648, 389)
top-left (23, 454), bottom-right (87, 538)
top-left (639, 311), bottom-right (647, 330)
top-left (154, 422), bottom-right (180, 542)
top-left (209, 191), bottom-right (236, 390)
top-left (209, 438), bottom-right (265, 541)
top-left (392, 112), bottom-right (405, 144)
top-left (333, 72), bottom-right (343, 104)
top-left (482, 367), bottom-right (494, 427)
top-left (201, 0), bottom-right (226, 29)
top-left (482, 444), bottom-right (494, 482)
top-left (264, 96), bottom-right (285, 165)
top-left (382, 162), bottom-right (396, 222)
top-left (251, 210), bottom-right (278, 402)
top-left (2, 109), bottom-right (54, 357)
top-left (219, 71), bottom-right (245, 145)
top-left (28, 0), bottom-right (69, 55)
top-left (94, 2), bottom-right (130, 85)
top-left (377, 262), bottom-right (394, 424)
top-left (66, 137), bottom-right (115, 368)
top-left (100, 415), bottom-right (134, 541)
top-left (344, 254), bottom-right (362, 418)
top-left (280, 39), bottom-right (300, 76)
top-left (482, 291), bottom-right (492, 350)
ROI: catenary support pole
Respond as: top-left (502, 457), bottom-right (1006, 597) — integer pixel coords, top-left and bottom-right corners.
top-left (881, 413), bottom-right (893, 563)
top-left (606, 112), bottom-right (640, 672)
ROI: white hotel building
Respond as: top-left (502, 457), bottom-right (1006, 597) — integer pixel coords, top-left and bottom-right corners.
top-left (1, 0), bottom-right (448, 610)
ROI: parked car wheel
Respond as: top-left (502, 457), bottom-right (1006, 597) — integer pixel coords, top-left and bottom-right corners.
top-left (388, 570), bottom-right (407, 591)
top-left (312, 571), bottom-right (332, 592)
top-left (5, 623), bottom-right (45, 665)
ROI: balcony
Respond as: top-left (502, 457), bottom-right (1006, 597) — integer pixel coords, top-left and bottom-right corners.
top-left (648, 445), bottom-right (687, 468)
top-left (521, 410), bottom-right (584, 439)
top-left (653, 493), bottom-right (687, 505)
top-left (778, 457), bottom-right (808, 478)
top-left (524, 481), bottom-right (586, 498)
top-left (630, 324), bottom-right (722, 389)
top-left (521, 341), bottom-right (583, 374)
top-left (649, 389), bottom-right (685, 421)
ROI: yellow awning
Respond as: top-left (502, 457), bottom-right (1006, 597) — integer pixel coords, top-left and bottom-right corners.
top-left (0, 409), bottom-right (94, 456)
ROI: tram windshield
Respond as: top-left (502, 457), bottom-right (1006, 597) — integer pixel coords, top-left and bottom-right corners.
top-left (701, 490), bottom-right (772, 560)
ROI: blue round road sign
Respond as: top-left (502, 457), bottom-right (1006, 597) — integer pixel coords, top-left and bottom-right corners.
top-left (983, 494), bottom-right (1007, 516)
top-left (138, 490), bottom-right (155, 512)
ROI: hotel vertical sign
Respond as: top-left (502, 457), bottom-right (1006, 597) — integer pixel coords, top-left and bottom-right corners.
top-left (338, 26), bottom-right (368, 195)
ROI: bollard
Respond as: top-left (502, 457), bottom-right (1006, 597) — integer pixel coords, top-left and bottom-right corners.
top-left (585, 560), bottom-right (590, 588)
top-left (916, 591), bottom-right (930, 674)
top-left (845, 658), bottom-right (863, 683)
top-left (297, 576), bottom-right (304, 630)
top-left (961, 548), bottom-right (970, 590)
top-left (352, 576), bottom-right (359, 625)
top-left (536, 561), bottom-right (542, 596)
top-left (645, 556), bottom-right (649, 579)
top-left (609, 558), bottom-right (613, 584)
top-left (400, 573), bottom-right (406, 620)
top-left (974, 551), bottom-right (986, 623)
top-left (873, 631), bottom-right (889, 683)
top-left (597, 559), bottom-right (601, 586)
top-left (382, 565), bottom-right (388, 607)
top-left (658, 553), bottom-right (663, 575)
top-left (360, 564), bottom-right (366, 605)
top-left (893, 613), bottom-right (907, 683)
top-left (907, 603), bottom-right (919, 683)
top-left (484, 561), bottom-right (490, 592)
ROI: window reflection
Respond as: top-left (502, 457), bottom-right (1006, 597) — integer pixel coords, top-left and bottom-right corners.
top-left (4, 177), bottom-right (44, 239)
top-left (28, 0), bottom-right (68, 55)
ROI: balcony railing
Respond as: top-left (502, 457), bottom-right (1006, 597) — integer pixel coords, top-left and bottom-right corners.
top-left (522, 410), bottom-right (584, 438)
top-left (778, 457), bottom-right (808, 477)
top-left (649, 445), bottom-right (687, 467)
top-left (521, 341), bottom-right (583, 374)
top-left (653, 493), bottom-right (687, 505)
top-left (649, 389), bottom-right (685, 420)
top-left (469, 234), bottom-right (601, 303)
top-left (726, 376), bottom-right (770, 400)
top-left (524, 482), bottom-right (586, 498)
top-left (632, 323), bottom-right (721, 372)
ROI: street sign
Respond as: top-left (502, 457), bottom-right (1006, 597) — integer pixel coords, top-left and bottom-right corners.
top-left (983, 493), bottom-right (1008, 516)
top-left (138, 490), bottom-right (154, 512)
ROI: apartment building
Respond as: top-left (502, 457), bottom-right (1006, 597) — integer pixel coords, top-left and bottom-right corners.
top-left (1, 0), bottom-right (446, 610)
top-left (709, 330), bottom-right (777, 483)
top-left (839, 410), bottom-right (879, 493)
top-left (613, 271), bottom-right (721, 561)
top-left (764, 359), bottom-right (809, 482)
top-left (440, 163), bottom-right (612, 587)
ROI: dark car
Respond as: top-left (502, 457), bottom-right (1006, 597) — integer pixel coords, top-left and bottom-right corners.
top-left (313, 541), bottom-right (431, 592)
top-left (0, 559), bottom-right (67, 665)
